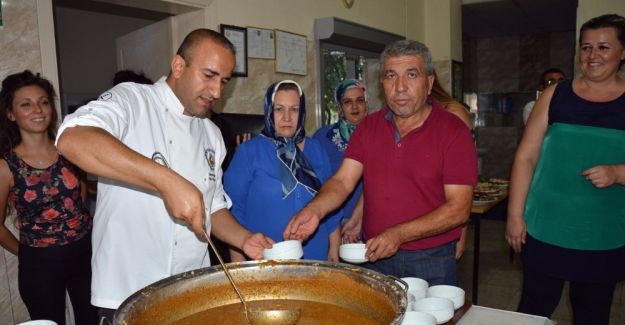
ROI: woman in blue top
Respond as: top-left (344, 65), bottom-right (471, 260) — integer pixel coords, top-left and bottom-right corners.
top-left (225, 80), bottom-right (342, 261)
top-left (313, 79), bottom-right (368, 243)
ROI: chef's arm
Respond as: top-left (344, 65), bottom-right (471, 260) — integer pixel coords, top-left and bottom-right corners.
top-left (57, 126), bottom-right (208, 235)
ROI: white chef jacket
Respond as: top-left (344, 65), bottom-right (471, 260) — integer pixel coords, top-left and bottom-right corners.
top-left (56, 77), bottom-right (232, 309)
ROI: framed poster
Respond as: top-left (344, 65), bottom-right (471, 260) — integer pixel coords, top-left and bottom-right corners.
top-left (220, 24), bottom-right (247, 77)
top-left (275, 30), bottom-right (307, 75)
top-left (247, 27), bottom-right (275, 59)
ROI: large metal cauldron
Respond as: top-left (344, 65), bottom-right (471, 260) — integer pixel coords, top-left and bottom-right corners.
top-left (114, 260), bottom-right (407, 324)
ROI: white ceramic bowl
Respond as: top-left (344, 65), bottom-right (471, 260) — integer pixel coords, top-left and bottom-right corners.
top-left (400, 311), bottom-right (437, 325)
top-left (412, 297), bottom-right (454, 324)
top-left (263, 240), bottom-right (303, 260)
top-left (426, 285), bottom-right (465, 310)
top-left (18, 321), bottom-right (58, 325)
top-left (339, 243), bottom-right (367, 264)
top-left (401, 277), bottom-right (429, 301)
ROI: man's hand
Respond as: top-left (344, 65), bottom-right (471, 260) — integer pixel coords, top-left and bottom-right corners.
top-left (365, 227), bottom-right (403, 262)
top-left (283, 206), bottom-right (322, 241)
top-left (241, 233), bottom-right (275, 260)
top-left (341, 217), bottom-right (362, 243)
top-left (158, 174), bottom-right (206, 236)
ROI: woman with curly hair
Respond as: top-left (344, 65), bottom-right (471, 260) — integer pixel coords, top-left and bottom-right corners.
top-left (0, 70), bottom-right (97, 324)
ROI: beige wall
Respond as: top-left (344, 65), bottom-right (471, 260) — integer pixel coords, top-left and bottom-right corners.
top-left (575, 0), bottom-right (625, 77)
top-left (0, 0), bottom-right (42, 82)
top-left (576, 0), bottom-right (625, 32)
top-left (203, 0), bottom-right (414, 131)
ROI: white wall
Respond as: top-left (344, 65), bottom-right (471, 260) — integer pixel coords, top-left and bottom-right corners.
top-left (54, 7), bottom-right (158, 110)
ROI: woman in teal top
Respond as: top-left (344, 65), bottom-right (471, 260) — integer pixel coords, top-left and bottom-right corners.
top-left (225, 80), bottom-right (342, 261)
top-left (507, 14), bottom-right (625, 325)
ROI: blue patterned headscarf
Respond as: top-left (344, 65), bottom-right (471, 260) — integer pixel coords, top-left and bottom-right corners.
top-left (328, 79), bottom-right (367, 151)
top-left (261, 80), bottom-right (321, 198)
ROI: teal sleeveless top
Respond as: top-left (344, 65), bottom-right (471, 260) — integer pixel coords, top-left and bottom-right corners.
top-left (525, 123), bottom-right (625, 250)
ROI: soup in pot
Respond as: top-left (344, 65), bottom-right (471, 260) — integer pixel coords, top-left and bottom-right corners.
top-left (172, 299), bottom-right (383, 325)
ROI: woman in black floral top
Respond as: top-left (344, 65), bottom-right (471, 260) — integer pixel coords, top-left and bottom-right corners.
top-left (0, 70), bottom-right (97, 325)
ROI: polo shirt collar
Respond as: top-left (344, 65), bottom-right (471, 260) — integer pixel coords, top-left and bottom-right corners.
top-left (383, 105), bottom-right (435, 143)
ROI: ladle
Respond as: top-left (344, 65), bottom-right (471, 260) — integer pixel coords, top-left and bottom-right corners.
top-left (203, 230), bottom-right (301, 325)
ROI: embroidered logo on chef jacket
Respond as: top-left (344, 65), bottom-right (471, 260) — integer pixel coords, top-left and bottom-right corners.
top-left (99, 92), bottom-right (113, 101)
top-left (205, 148), bottom-right (216, 182)
top-left (151, 152), bottom-right (170, 168)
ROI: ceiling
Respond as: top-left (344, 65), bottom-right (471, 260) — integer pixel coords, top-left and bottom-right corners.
top-left (462, 0), bottom-right (578, 38)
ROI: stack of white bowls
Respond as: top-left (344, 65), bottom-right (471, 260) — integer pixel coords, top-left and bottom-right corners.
top-left (399, 278), bottom-right (465, 324)
top-left (427, 285), bottom-right (465, 310)
top-left (400, 311), bottom-right (437, 325)
top-left (412, 297), bottom-right (455, 324)
top-left (262, 240), bottom-right (303, 260)
top-left (401, 277), bottom-right (429, 310)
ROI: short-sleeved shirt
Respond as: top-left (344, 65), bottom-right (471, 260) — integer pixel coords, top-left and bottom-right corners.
top-left (346, 106), bottom-right (477, 250)
top-left (56, 77), bottom-right (231, 309)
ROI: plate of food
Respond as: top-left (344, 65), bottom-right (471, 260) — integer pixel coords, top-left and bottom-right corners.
top-left (472, 193), bottom-right (497, 205)
top-left (474, 187), bottom-right (500, 196)
top-left (489, 178), bottom-right (510, 189)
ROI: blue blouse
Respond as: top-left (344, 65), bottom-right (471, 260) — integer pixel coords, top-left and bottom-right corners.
top-left (224, 136), bottom-right (342, 260)
top-left (313, 124), bottom-right (363, 220)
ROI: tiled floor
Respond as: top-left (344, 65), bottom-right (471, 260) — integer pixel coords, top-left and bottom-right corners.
top-left (457, 218), bottom-right (625, 325)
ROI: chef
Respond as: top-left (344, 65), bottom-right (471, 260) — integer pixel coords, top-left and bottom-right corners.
top-left (55, 29), bottom-right (273, 322)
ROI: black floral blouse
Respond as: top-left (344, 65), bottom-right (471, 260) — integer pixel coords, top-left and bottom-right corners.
top-left (4, 151), bottom-right (92, 247)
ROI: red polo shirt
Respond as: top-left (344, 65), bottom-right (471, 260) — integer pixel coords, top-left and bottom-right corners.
top-left (345, 105), bottom-right (477, 250)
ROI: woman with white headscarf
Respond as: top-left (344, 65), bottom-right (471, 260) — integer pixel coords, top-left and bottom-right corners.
top-left (225, 80), bottom-right (342, 261)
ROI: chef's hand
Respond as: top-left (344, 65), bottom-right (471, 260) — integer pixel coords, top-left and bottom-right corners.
top-left (158, 174), bottom-right (206, 236)
top-left (283, 206), bottom-right (322, 241)
top-left (241, 233), bottom-right (275, 260)
top-left (581, 165), bottom-right (618, 188)
top-left (365, 227), bottom-right (403, 262)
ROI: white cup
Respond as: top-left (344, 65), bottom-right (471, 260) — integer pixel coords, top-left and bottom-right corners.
top-left (18, 321), bottom-right (58, 325)
top-left (339, 243), bottom-right (368, 263)
top-left (401, 311), bottom-right (437, 325)
top-left (263, 240), bottom-right (303, 260)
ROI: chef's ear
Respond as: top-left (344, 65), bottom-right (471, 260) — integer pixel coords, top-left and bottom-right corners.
top-left (171, 54), bottom-right (187, 79)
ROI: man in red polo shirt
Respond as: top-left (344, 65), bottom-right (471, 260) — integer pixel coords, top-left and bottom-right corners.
top-left (285, 40), bottom-right (477, 285)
